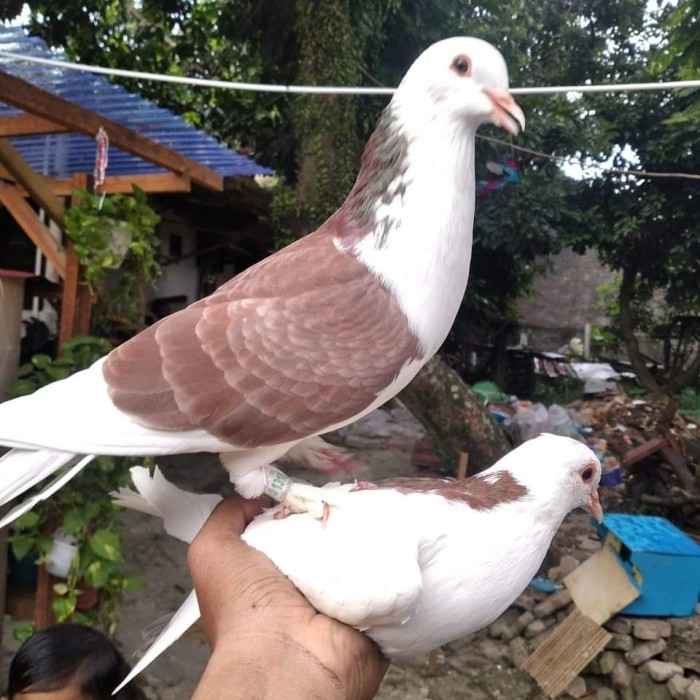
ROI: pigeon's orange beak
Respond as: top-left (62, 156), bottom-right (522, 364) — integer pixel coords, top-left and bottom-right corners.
top-left (483, 89), bottom-right (525, 135)
top-left (586, 488), bottom-right (604, 524)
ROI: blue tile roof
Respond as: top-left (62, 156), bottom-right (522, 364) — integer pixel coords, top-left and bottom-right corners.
top-left (0, 26), bottom-right (273, 181)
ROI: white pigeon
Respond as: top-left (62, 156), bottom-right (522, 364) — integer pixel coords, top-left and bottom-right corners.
top-left (111, 433), bottom-right (602, 690)
top-left (0, 36), bottom-right (524, 524)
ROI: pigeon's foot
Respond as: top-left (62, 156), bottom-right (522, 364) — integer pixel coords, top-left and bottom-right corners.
top-left (261, 467), bottom-right (332, 522)
top-left (273, 491), bottom-right (331, 523)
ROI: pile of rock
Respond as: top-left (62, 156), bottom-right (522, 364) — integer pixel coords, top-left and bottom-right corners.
top-left (491, 586), bottom-right (700, 699)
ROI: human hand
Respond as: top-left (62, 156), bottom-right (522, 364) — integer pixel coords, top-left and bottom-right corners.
top-left (188, 497), bottom-right (389, 699)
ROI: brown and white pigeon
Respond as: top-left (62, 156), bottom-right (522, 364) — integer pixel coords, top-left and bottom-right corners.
top-left (111, 433), bottom-right (603, 689)
top-left (0, 36), bottom-right (524, 524)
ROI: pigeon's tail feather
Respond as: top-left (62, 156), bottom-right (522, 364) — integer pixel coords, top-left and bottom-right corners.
top-left (113, 590), bottom-right (201, 695)
top-left (0, 449), bottom-right (94, 528)
top-left (111, 466), bottom-right (222, 543)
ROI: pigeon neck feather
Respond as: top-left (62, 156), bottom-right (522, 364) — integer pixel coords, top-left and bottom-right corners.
top-left (340, 102), bottom-right (477, 356)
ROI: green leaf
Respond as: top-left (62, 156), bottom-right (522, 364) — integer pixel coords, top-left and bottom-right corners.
top-left (14, 511), bottom-right (40, 530)
top-left (84, 559), bottom-right (114, 588)
top-left (61, 508), bottom-right (85, 536)
top-left (89, 529), bottom-right (123, 562)
top-left (52, 594), bottom-right (77, 622)
top-left (122, 572), bottom-right (144, 592)
top-left (13, 622), bottom-right (36, 644)
top-left (10, 535), bottom-right (35, 562)
top-left (53, 582), bottom-right (69, 595)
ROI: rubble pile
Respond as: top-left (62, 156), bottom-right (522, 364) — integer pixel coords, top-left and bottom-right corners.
top-left (570, 394), bottom-right (699, 531)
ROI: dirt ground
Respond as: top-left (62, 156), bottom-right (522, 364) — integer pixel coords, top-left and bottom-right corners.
top-left (3, 403), bottom-right (695, 698)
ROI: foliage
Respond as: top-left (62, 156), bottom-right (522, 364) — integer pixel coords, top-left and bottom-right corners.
top-left (3, 0), bottom-right (697, 388)
top-left (678, 386), bottom-right (700, 421)
top-left (6, 334), bottom-right (112, 398)
top-left (64, 186), bottom-right (161, 324)
top-left (6, 336), bottom-right (142, 635)
top-left (534, 377), bottom-right (585, 406)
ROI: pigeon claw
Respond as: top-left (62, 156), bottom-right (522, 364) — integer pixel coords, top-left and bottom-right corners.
top-left (279, 489), bottom-right (332, 524)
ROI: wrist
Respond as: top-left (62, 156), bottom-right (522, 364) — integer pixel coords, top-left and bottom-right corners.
top-left (195, 631), bottom-right (346, 700)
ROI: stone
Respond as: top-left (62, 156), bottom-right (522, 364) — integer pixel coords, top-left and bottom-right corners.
top-left (513, 592), bottom-right (536, 611)
top-left (529, 628), bottom-right (553, 650)
top-left (631, 672), bottom-right (673, 699)
top-left (607, 634), bottom-right (634, 652)
top-left (687, 679), bottom-right (700, 700)
top-left (509, 637), bottom-right (530, 669)
top-left (606, 617), bottom-right (633, 635)
top-left (611, 662), bottom-right (634, 690)
top-left (548, 554), bottom-right (580, 581)
top-left (578, 534), bottom-right (601, 551)
top-left (533, 589), bottom-right (572, 618)
top-left (626, 639), bottom-right (667, 666)
top-left (641, 660), bottom-right (683, 682)
top-left (596, 689), bottom-right (619, 700)
top-left (565, 675), bottom-right (587, 698)
top-left (633, 619), bottom-right (673, 641)
top-left (488, 608), bottom-right (521, 638)
top-left (585, 658), bottom-right (603, 675)
top-left (559, 554), bottom-right (580, 576)
top-left (666, 674), bottom-right (690, 700)
top-left (662, 647), bottom-right (700, 675)
top-left (601, 651), bottom-right (624, 676)
top-left (501, 611), bottom-right (535, 641)
top-left (619, 688), bottom-right (634, 700)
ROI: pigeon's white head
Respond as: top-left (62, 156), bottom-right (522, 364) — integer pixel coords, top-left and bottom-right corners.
top-left (491, 434), bottom-right (603, 523)
top-left (393, 36), bottom-right (525, 135)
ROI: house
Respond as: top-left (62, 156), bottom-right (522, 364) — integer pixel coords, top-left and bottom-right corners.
top-left (0, 26), bottom-right (274, 395)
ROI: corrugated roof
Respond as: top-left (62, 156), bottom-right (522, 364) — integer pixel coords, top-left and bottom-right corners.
top-left (0, 26), bottom-right (273, 180)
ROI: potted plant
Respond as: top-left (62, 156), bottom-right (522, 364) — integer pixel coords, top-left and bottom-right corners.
top-left (7, 336), bottom-right (143, 641)
top-left (64, 185), bottom-right (162, 324)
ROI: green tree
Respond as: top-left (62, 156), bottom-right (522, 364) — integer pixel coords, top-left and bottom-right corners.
top-left (568, 5), bottom-right (700, 393)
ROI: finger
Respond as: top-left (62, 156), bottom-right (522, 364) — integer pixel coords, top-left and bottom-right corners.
top-left (196, 495), bottom-right (274, 541)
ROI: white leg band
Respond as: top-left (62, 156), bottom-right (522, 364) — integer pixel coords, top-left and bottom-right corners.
top-left (264, 467), bottom-right (291, 502)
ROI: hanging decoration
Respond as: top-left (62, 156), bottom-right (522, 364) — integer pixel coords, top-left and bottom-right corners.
top-left (476, 159), bottom-right (519, 195)
top-left (93, 127), bottom-right (109, 208)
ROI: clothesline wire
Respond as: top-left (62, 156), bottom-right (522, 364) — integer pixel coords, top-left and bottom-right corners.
top-left (2, 48), bottom-right (698, 181)
top-left (477, 134), bottom-right (700, 181)
top-left (1, 48), bottom-right (700, 96)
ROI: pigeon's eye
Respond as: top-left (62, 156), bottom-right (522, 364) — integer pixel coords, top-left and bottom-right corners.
top-left (581, 467), bottom-right (595, 482)
top-left (451, 54), bottom-right (471, 76)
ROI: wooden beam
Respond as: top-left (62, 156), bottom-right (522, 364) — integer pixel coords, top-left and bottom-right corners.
top-left (49, 172), bottom-right (192, 195)
top-left (58, 174), bottom-right (93, 345)
top-left (0, 114), bottom-right (68, 137)
top-left (0, 181), bottom-right (66, 277)
top-left (0, 70), bottom-right (224, 191)
top-left (0, 138), bottom-right (65, 228)
top-left (2, 172), bottom-right (192, 196)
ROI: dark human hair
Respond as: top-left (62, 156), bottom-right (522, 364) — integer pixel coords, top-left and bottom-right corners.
top-left (8, 623), bottom-right (146, 699)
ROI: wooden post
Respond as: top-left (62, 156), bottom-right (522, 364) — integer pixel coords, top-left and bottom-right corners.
top-left (58, 173), bottom-right (93, 346)
top-left (456, 452), bottom-right (469, 481)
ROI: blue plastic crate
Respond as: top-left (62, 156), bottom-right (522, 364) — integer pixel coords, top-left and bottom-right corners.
top-left (596, 514), bottom-right (700, 617)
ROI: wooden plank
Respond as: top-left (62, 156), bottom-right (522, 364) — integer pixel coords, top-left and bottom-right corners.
top-left (0, 69), bottom-right (223, 191)
top-left (0, 137), bottom-right (65, 228)
top-left (0, 113), bottom-right (68, 137)
top-left (48, 172), bottom-right (192, 195)
top-left (564, 546), bottom-right (640, 624)
top-left (58, 174), bottom-right (92, 346)
top-left (5, 172), bottom-right (192, 196)
top-left (522, 608), bottom-right (611, 698)
top-left (621, 435), bottom-right (668, 467)
top-left (0, 181), bottom-right (66, 277)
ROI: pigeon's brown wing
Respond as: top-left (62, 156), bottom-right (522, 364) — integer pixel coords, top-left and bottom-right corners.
top-left (103, 232), bottom-right (421, 448)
